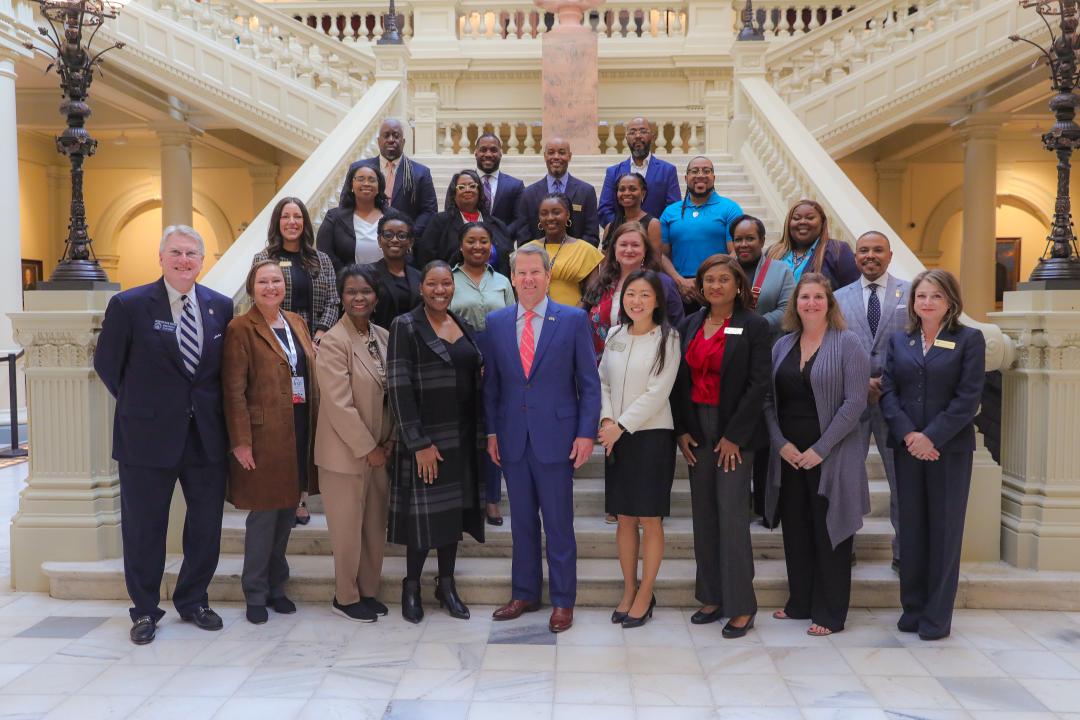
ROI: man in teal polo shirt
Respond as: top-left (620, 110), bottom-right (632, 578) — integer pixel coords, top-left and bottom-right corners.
top-left (660, 156), bottom-right (744, 305)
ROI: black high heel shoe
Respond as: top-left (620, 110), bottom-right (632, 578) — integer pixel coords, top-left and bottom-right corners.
top-left (434, 576), bottom-right (470, 620)
top-left (722, 614), bottom-right (756, 639)
top-left (611, 608), bottom-right (630, 624)
top-left (401, 578), bottom-right (424, 624)
top-left (621, 595), bottom-right (656, 629)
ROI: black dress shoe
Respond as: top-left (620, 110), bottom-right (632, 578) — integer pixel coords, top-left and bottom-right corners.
top-left (919, 631), bottom-right (950, 641)
top-left (181, 606), bottom-right (223, 631)
top-left (361, 596), bottom-right (388, 616)
top-left (246, 605), bottom-right (268, 625)
top-left (891, 559), bottom-right (900, 574)
top-left (332, 598), bottom-right (377, 623)
top-left (691, 606), bottom-right (723, 625)
top-left (130, 616), bottom-right (156, 645)
top-left (485, 513), bottom-right (504, 526)
top-left (270, 596), bottom-right (297, 614)
top-left (402, 578), bottom-right (424, 624)
top-left (722, 614), bottom-right (756, 639)
top-left (621, 595), bottom-right (656, 629)
top-left (434, 576), bottom-right (470, 620)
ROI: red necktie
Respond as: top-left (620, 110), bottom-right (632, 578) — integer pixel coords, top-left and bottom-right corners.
top-left (520, 309), bottom-right (536, 377)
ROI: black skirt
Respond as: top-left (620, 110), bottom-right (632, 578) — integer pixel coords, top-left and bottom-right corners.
top-left (605, 429), bottom-right (676, 517)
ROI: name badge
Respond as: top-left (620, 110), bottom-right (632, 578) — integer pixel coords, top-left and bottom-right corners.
top-left (724, 326), bottom-right (743, 335)
top-left (153, 320), bottom-right (177, 333)
top-left (607, 340), bottom-right (627, 352)
top-left (279, 260), bottom-right (292, 268)
top-left (572, 203), bottom-right (583, 212)
top-left (292, 376), bottom-right (307, 404)
top-left (933, 339), bottom-right (956, 350)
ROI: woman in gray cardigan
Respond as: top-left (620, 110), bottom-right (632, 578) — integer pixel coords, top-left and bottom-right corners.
top-left (764, 272), bottom-right (870, 636)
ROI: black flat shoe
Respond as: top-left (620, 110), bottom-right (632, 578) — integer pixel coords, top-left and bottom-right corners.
top-left (361, 596), bottom-right (388, 616)
top-left (722, 614), bottom-right (756, 639)
top-left (332, 598), bottom-right (377, 623)
top-left (180, 606), bottom-right (223, 631)
top-left (270, 596), bottom-right (296, 614)
top-left (434, 576), bottom-right (470, 620)
top-left (691, 606), bottom-right (723, 625)
top-left (246, 605), bottom-right (268, 625)
top-left (621, 595), bottom-right (656, 629)
top-left (486, 513), bottom-right (504, 526)
top-left (402, 578), bottom-right (424, 624)
top-left (130, 616), bottom-right (156, 645)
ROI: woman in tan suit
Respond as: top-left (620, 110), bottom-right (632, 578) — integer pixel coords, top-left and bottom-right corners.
top-left (224, 260), bottom-right (319, 625)
top-left (315, 264), bottom-right (395, 623)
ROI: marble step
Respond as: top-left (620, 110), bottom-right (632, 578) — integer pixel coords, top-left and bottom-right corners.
top-left (305, 478), bottom-right (894, 520)
top-left (219, 512), bottom-right (897, 560)
top-left (41, 555), bottom-right (1080, 611)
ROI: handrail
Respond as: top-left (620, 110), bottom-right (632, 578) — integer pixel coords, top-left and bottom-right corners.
top-left (737, 76), bottom-right (1015, 371)
top-left (202, 80), bottom-right (400, 301)
top-left (766, 0), bottom-right (906, 67)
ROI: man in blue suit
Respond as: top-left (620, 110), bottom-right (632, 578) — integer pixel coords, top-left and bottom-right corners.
top-left (597, 117), bottom-right (682, 229)
top-left (513, 138), bottom-right (600, 246)
top-left (835, 231), bottom-right (910, 572)
top-left (339, 118), bottom-right (439, 239)
top-left (463, 132), bottom-right (525, 228)
top-left (484, 243), bottom-right (601, 633)
top-left (94, 226), bottom-right (234, 645)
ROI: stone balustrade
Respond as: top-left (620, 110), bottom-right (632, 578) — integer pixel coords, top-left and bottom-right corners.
top-left (746, 1), bottom-right (864, 38)
top-left (151, 0), bottom-right (375, 103)
top-left (433, 118), bottom-right (704, 155)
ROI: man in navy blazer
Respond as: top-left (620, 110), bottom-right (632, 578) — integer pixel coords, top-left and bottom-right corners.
top-left (835, 231), bottom-right (910, 571)
top-left (513, 138), bottom-right (600, 246)
top-left (483, 244), bottom-right (601, 633)
top-left (460, 132), bottom-right (525, 228)
top-left (338, 118), bottom-right (439, 239)
top-left (597, 117), bottom-right (682, 229)
top-left (94, 226), bottom-right (234, 645)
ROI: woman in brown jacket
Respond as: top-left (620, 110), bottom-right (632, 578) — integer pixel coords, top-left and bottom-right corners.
top-left (315, 264), bottom-right (395, 623)
top-left (224, 260), bottom-right (319, 625)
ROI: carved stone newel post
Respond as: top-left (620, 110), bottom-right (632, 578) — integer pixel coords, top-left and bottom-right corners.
top-left (536, 0), bottom-right (601, 154)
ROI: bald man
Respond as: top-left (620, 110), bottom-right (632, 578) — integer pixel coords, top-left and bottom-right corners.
top-left (512, 138), bottom-right (600, 246)
top-left (338, 119), bottom-right (438, 240)
top-left (834, 231), bottom-right (910, 572)
top-left (597, 117), bottom-right (682, 229)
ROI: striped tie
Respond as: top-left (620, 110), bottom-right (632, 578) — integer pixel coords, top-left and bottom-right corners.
top-left (179, 294), bottom-right (200, 377)
top-left (520, 309), bottom-right (536, 377)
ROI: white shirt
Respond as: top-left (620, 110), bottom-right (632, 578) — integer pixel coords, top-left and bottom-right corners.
top-left (860, 273), bottom-right (888, 313)
top-left (481, 170), bottom-right (501, 205)
top-left (164, 279), bottom-right (203, 351)
top-left (353, 215), bottom-right (384, 264)
top-left (629, 154), bottom-right (652, 178)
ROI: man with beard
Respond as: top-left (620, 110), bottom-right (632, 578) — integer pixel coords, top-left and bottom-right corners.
top-left (339, 118), bottom-right (439, 239)
top-left (729, 215), bottom-right (795, 334)
top-left (463, 132), bottom-right (525, 228)
top-left (513, 137), bottom-right (600, 246)
top-left (659, 156), bottom-right (744, 308)
top-left (835, 231), bottom-right (909, 572)
top-left (597, 117), bottom-right (681, 228)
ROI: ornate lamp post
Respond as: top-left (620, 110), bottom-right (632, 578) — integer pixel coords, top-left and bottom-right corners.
top-left (378, 0), bottom-right (403, 44)
top-left (24, 0), bottom-right (125, 286)
top-left (737, 0), bottom-right (765, 41)
top-left (1011, 0), bottom-right (1080, 283)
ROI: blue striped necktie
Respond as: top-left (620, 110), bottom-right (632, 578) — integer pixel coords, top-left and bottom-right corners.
top-left (179, 294), bottom-right (201, 377)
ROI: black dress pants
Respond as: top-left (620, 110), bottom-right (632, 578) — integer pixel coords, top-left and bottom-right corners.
top-left (779, 462), bottom-right (853, 632)
top-left (895, 450), bottom-right (972, 639)
top-left (119, 422), bottom-right (226, 621)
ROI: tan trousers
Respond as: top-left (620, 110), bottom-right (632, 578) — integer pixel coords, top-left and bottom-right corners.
top-left (318, 466), bottom-right (389, 604)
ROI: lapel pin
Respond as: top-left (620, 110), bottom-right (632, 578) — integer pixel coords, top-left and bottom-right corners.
top-left (909, 339), bottom-right (915, 346)
top-left (209, 308), bottom-right (214, 315)
top-left (547, 316), bottom-right (555, 322)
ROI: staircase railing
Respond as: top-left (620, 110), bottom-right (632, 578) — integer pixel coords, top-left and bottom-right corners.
top-left (737, 76), bottom-right (1015, 371)
top-left (202, 79), bottom-right (401, 301)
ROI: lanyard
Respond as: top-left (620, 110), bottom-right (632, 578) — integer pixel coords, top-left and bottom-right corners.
top-left (751, 257), bottom-right (772, 308)
top-left (272, 313), bottom-right (299, 375)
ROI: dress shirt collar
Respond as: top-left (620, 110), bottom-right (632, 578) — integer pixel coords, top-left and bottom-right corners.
top-left (860, 273), bottom-right (889, 291)
top-left (164, 279), bottom-right (197, 306)
top-left (481, 169), bottom-right (501, 182)
top-left (453, 263), bottom-right (494, 288)
top-left (546, 173), bottom-right (569, 193)
top-left (518, 296), bottom-right (549, 321)
top-left (629, 154), bottom-right (652, 176)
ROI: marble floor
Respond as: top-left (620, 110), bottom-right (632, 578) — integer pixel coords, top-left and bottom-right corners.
top-left (4, 467), bottom-right (1080, 719)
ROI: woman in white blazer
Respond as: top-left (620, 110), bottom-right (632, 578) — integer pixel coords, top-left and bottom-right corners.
top-left (598, 269), bottom-right (681, 629)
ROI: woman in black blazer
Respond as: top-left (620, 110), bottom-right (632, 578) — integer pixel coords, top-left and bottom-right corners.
top-left (416, 169), bottom-right (515, 275)
top-left (673, 254), bottom-right (772, 639)
top-left (364, 210), bottom-right (423, 331)
top-left (387, 261), bottom-right (486, 624)
top-left (318, 164), bottom-right (389, 273)
top-left (880, 269), bottom-right (984, 641)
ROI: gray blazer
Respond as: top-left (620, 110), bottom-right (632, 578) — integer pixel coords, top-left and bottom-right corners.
top-left (834, 273), bottom-right (910, 377)
top-left (749, 256), bottom-right (796, 333)
top-left (764, 329), bottom-right (871, 548)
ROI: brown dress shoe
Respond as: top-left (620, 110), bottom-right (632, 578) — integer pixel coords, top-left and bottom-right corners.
top-left (549, 606), bottom-right (574, 633)
top-left (492, 599), bottom-right (541, 621)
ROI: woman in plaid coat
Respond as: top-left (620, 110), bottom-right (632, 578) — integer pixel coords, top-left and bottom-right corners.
top-left (387, 262), bottom-right (486, 624)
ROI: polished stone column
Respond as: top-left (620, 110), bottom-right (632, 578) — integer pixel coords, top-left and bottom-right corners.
top-left (537, 0), bottom-right (601, 154)
top-left (158, 126), bottom-right (194, 230)
top-left (0, 54), bottom-right (24, 355)
top-left (952, 114), bottom-right (1005, 321)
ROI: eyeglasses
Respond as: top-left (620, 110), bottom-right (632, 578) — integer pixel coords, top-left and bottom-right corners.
top-left (166, 250), bottom-right (203, 259)
top-left (455, 183), bottom-right (479, 191)
top-left (353, 177), bottom-right (379, 186)
top-left (686, 168), bottom-right (714, 177)
top-left (380, 231), bottom-right (412, 242)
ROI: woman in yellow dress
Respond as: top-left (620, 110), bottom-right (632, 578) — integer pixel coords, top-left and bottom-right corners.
top-left (526, 193), bottom-right (603, 307)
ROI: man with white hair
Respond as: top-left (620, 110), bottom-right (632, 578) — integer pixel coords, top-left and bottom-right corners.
top-left (94, 226), bottom-right (235, 645)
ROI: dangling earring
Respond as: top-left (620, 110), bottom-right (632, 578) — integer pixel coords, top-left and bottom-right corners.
top-left (565, 219), bottom-right (572, 227)
top-left (537, 221), bottom-right (544, 230)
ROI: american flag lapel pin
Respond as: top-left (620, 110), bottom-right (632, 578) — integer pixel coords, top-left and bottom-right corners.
top-left (547, 316), bottom-right (555, 322)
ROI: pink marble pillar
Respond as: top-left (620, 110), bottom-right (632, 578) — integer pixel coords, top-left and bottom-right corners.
top-left (537, 0), bottom-right (601, 154)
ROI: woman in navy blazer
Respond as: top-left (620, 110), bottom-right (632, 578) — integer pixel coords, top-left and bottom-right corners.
top-left (880, 269), bottom-right (985, 641)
